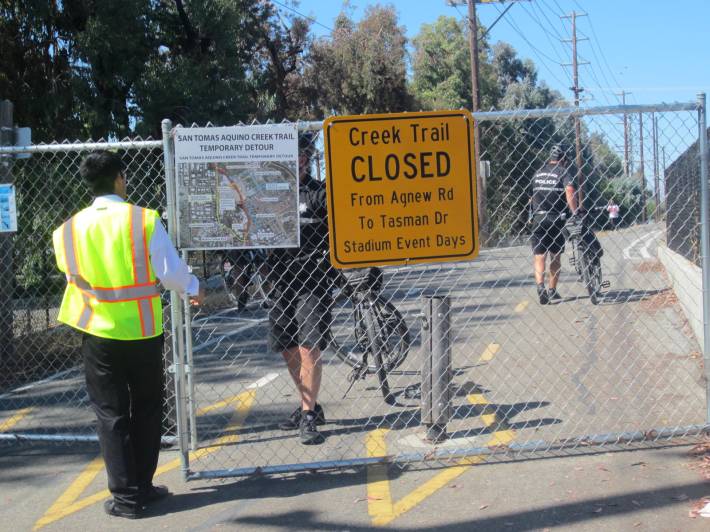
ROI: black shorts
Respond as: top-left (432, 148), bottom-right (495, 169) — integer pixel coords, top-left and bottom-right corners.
top-left (531, 217), bottom-right (566, 255)
top-left (268, 287), bottom-right (332, 352)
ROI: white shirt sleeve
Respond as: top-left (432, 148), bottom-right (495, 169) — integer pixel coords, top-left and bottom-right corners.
top-left (149, 220), bottom-right (199, 297)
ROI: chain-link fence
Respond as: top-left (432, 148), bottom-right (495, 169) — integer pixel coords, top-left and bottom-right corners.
top-left (172, 101), bottom-right (709, 480)
top-left (0, 138), bottom-right (179, 444)
top-left (1, 100), bottom-right (708, 482)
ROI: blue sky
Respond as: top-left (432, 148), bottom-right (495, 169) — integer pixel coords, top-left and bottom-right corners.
top-left (292, 0), bottom-right (710, 107)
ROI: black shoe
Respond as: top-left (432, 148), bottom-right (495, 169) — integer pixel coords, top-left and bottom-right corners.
top-left (141, 484), bottom-right (171, 504)
top-left (537, 284), bottom-right (549, 305)
top-left (103, 500), bottom-right (144, 519)
top-left (279, 404), bottom-right (326, 430)
top-left (547, 288), bottom-right (562, 302)
top-left (300, 410), bottom-right (325, 445)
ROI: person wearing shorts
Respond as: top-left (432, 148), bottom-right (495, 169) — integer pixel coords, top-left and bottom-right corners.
top-left (530, 144), bottom-right (578, 304)
top-left (267, 131), bottom-right (334, 445)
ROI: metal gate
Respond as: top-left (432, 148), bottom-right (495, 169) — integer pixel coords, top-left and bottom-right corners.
top-left (169, 98), bottom-right (710, 480)
top-left (1, 99), bottom-right (707, 480)
top-left (0, 134), bottom-right (179, 445)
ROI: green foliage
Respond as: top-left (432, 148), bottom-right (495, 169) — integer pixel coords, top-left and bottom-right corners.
top-left (411, 16), bottom-right (471, 110)
top-left (0, 0), bottom-right (81, 140)
top-left (2, 2), bottom-right (629, 253)
top-left (305, 5), bottom-right (410, 116)
top-left (13, 156), bottom-right (90, 293)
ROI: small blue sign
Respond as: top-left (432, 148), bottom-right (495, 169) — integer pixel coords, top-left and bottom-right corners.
top-left (0, 184), bottom-right (17, 233)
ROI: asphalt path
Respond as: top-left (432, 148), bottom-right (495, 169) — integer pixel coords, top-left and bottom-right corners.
top-left (1, 221), bottom-right (707, 530)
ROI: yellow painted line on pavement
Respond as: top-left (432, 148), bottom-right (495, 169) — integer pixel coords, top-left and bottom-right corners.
top-left (514, 300), bottom-right (529, 313)
top-left (196, 391), bottom-right (253, 416)
top-left (0, 407), bottom-right (33, 432)
top-left (33, 389), bottom-right (256, 530)
top-left (479, 343), bottom-right (500, 362)
top-left (366, 429), bottom-right (394, 522)
top-left (366, 344), bottom-right (516, 526)
top-left (33, 455), bottom-right (105, 530)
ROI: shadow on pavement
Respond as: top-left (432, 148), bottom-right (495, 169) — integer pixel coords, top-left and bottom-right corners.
top-left (598, 288), bottom-right (668, 305)
top-left (212, 479), bottom-right (710, 531)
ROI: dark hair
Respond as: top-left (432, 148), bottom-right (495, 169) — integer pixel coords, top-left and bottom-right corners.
top-left (298, 131), bottom-right (316, 157)
top-left (79, 151), bottom-right (124, 195)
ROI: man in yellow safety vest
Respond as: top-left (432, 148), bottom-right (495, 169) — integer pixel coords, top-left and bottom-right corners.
top-left (52, 151), bottom-right (202, 519)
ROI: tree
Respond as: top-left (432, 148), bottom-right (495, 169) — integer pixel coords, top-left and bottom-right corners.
top-left (410, 16), bottom-right (471, 111)
top-left (304, 5), bottom-right (410, 116)
top-left (0, 1), bottom-right (81, 141)
top-left (248, 3), bottom-right (314, 120)
top-left (133, 0), bottom-right (267, 136)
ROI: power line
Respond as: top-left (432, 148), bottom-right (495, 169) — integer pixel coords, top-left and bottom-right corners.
top-left (270, 0), bottom-right (333, 33)
top-left (492, 4), bottom-right (570, 89)
top-left (521, 0), bottom-right (569, 64)
top-left (538, 0), bottom-right (614, 106)
top-left (571, 0), bottom-right (635, 103)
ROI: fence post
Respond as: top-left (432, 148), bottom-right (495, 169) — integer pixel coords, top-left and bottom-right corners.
top-left (0, 100), bottom-right (14, 364)
top-left (698, 93), bottom-right (710, 424)
top-left (162, 119), bottom-right (190, 478)
top-left (421, 296), bottom-right (452, 443)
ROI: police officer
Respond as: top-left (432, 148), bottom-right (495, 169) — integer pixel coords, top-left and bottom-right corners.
top-left (268, 131), bottom-right (334, 445)
top-left (52, 152), bottom-right (202, 519)
top-left (530, 144), bottom-right (578, 304)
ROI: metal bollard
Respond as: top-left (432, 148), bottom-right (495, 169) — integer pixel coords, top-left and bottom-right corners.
top-left (421, 296), bottom-right (452, 443)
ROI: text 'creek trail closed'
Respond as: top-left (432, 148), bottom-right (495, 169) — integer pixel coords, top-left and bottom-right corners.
top-left (324, 110), bottom-right (479, 268)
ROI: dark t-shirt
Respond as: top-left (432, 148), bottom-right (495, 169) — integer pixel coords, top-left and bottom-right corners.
top-left (268, 175), bottom-right (332, 291)
top-left (531, 162), bottom-right (575, 214)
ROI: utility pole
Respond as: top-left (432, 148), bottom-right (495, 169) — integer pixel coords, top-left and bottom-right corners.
top-left (616, 91), bottom-right (631, 177)
top-left (638, 112), bottom-right (646, 223)
top-left (561, 11), bottom-right (588, 208)
top-left (0, 100), bottom-right (14, 363)
top-left (465, 0), bottom-right (486, 241)
top-left (652, 113), bottom-right (660, 221)
top-left (446, 0), bottom-right (526, 242)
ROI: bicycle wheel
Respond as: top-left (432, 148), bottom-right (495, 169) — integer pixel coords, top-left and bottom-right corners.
top-left (361, 300), bottom-right (396, 405)
top-left (580, 250), bottom-right (603, 304)
top-left (220, 260), bottom-right (250, 309)
top-left (586, 254), bottom-right (603, 305)
top-left (329, 295), bottom-right (410, 374)
top-left (370, 297), bottom-right (410, 373)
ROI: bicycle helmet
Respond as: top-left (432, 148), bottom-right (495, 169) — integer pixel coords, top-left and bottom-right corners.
top-left (298, 130), bottom-right (317, 155)
top-left (550, 143), bottom-right (571, 161)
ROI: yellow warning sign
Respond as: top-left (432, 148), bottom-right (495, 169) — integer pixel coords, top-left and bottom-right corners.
top-left (323, 110), bottom-right (478, 268)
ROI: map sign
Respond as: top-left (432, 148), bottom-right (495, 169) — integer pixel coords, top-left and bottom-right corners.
top-left (324, 110), bottom-right (478, 268)
top-left (0, 184), bottom-right (17, 233)
top-left (174, 124), bottom-right (299, 250)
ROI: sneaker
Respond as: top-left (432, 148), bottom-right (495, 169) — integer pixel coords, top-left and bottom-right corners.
top-left (279, 404), bottom-right (326, 430)
top-left (299, 410), bottom-right (325, 445)
top-left (547, 288), bottom-right (562, 302)
top-left (141, 484), bottom-right (171, 504)
top-left (103, 500), bottom-right (144, 519)
top-left (537, 284), bottom-right (549, 305)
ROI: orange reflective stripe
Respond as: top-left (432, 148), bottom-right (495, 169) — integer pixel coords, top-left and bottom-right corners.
top-left (129, 205), bottom-right (156, 335)
top-left (62, 220), bottom-right (79, 275)
top-left (77, 293), bottom-right (93, 329)
top-left (68, 276), bottom-right (159, 302)
top-left (130, 205), bottom-right (150, 283)
top-left (137, 299), bottom-right (155, 336)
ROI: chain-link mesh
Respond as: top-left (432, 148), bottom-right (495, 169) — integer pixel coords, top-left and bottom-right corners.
top-left (0, 140), bottom-right (178, 444)
top-left (177, 104), bottom-right (708, 479)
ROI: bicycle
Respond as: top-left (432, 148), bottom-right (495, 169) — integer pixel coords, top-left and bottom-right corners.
top-left (327, 266), bottom-right (411, 406)
top-left (219, 250), bottom-right (272, 310)
top-left (219, 249), bottom-right (411, 405)
top-left (565, 208), bottom-right (610, 305)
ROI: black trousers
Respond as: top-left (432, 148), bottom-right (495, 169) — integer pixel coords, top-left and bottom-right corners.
top-left (82, 333), bottom-right (165, 508)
